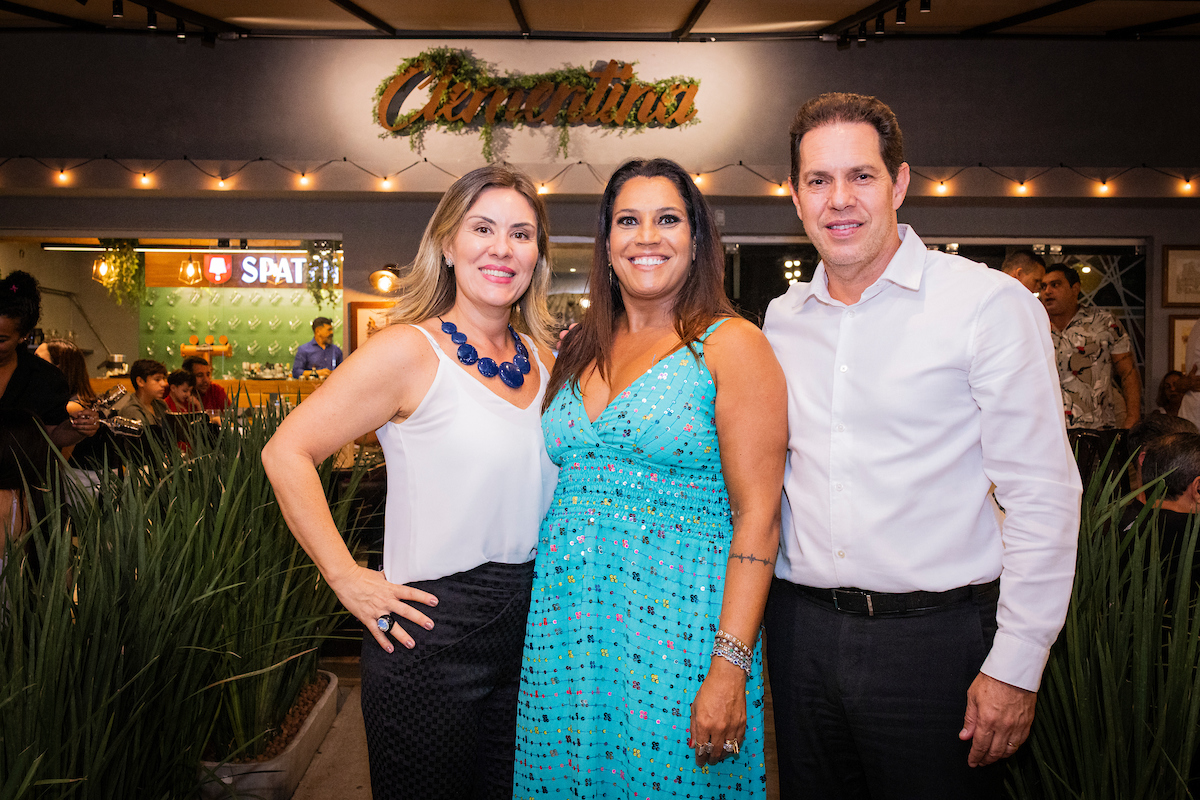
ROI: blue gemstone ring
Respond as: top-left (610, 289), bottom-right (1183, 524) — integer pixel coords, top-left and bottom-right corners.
top-left (376, 616), bottom-right (392, 633)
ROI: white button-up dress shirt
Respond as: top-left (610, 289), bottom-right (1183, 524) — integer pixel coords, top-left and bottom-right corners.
top-left (763, 225), bottom-right (1081, 692)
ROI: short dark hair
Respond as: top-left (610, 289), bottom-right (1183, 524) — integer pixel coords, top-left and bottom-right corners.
top-left (1001, 250), bottom-right (1046, 273)
top-left (0, 270), bottom-right (42, 336)
top-left (181, 355), bottom-right (210, 373)
top-left (312, 317), bottom-right (333, 330)
top-left (1127, 413), bottom-right (1198, 458)
top-left (167, 369), bottom-right (195, 388)
top-left (130, 359), bottom-right (167, 391)
top-left (1142, 432), bottom-right (1200, 500)
top-left (1045, 263), bottom-right (1081, 286)
top-left (790, 92), bottom-right (904, 186)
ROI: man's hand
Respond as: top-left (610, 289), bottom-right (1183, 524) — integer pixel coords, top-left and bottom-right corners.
top-left (959, 672), bottom-right (1036, 767)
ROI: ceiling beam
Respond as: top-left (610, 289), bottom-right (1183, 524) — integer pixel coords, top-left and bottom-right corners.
top-left (961, 0), bottom-right (1095, 36)
top-left (134, 0), bottom-right (249, 34)
top-left (325, 0), bottom-right (395, 36)
top-left (673, 0), bottom-right (712, 40)
top-left (0, 0), bottom-right (104, 29)
top-left (818, 0), bottom-right (901, 36)
top-left (1108, 11), bottom-right (1200, 37)
top-left (508, 0), bottom-right (530, 34)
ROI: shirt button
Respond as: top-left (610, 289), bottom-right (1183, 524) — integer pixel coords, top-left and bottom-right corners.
top-left (848, 311), bottom-right (856, 318)
top-left (835, 483), bottom-right (843, 491)
top-left (840, 365), bottom-right (848, 372)
top-left (837, 550), bottom-right (846, 558)
top-left (836, 424), bottom-right (845, 432)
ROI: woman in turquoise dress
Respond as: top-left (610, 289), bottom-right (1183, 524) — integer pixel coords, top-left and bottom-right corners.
top-left (514, 158), bottom-right (787, 798)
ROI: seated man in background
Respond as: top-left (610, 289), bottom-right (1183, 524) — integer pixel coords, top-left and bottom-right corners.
top-left (117, 359), bottom-right (168, 425)
top-left (182, 355), bottom-right (229, 411)
top-left (291, 316), bottom-right (343, 379)
top-left (164, 369), bottom-right (196, 413)
top-left (1126, 414), bottom-right (1199, 489)
top-left (1000, 249), bottom-right (1047, 294)
top-left (1129, 432), bottom-right (1200, 598)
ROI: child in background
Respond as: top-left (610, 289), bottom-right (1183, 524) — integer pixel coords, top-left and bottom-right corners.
top-left (165, 369), bottom-right (196, 413)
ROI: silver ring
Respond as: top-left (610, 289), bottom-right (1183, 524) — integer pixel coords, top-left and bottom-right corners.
top-left (376, 616), bottom-right (391, 633)
top-left (723, 739), bottom-right (738, 753)
top-left (701, 741), bottom-right (713, 754)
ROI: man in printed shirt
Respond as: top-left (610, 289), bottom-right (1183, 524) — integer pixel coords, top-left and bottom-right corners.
top-left (761, 92), bottom-right (1081, 799)
top-left (1040, 263), bottom-right (1141, 429)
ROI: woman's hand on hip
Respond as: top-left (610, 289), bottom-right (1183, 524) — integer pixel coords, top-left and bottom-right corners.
top-left (689, 657), bottom-right (748, 766)
top-left (328, 565), bottom-right (439, 653)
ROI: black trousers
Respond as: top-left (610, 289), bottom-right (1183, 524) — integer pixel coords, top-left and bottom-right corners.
top-left (764, 579), bottom-right (1005, 800)
top-left (360, 560), bottom-right (534, 800)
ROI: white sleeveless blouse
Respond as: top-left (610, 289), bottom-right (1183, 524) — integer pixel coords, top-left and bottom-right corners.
top-left (375, 325), bottom-right (558, 585)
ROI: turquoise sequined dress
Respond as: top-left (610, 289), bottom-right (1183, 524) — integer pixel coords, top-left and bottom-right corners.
top-left (514, 320), bottom-right (766, 799)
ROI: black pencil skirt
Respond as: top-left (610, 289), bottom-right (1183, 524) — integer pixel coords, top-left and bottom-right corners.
top-left (359, 559), bottom-right (534, 800)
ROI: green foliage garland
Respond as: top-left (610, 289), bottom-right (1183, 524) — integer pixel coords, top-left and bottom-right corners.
top-left (372, 48), bottom-right (700, 161)
top-left (97, 238), bottom-right (146, 307)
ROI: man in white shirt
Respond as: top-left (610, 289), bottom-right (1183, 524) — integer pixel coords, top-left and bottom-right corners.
top-left (761, 92), bottom-right (1081, 798)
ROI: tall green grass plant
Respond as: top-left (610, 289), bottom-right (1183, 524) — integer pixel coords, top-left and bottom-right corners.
top-left (1008, 460), bottom-right (1200, 799)
top-left (0, 406), bottom-right (365, 799)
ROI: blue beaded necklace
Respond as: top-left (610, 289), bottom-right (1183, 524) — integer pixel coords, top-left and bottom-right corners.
top-left (438, 318), bottom-right (531, 389)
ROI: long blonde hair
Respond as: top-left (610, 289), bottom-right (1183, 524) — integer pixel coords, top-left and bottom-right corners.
top-left (387, 164), bottom-right (555, 351)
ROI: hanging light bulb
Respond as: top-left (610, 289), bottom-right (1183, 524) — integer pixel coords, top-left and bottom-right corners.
top-left (217, 179), bottom-right (226, 188)
top-left (936, 181), bottom-right (948, 194)
top-left (1098, 181), bottom-right (1109, 193)
top-left (92, 257), bottom-right (110, 284)
top-left (58, 170), bottom-right (68, 182)
top-left (537, 183), bottom-right (549, 194)
top-left (140, 173), bottom-right (150, 186)
top-left (1016, 182), bottom-right (1027, 194)
top-left (299, 174), bottom-right (309, 186)
top-left (381, 178), bottom-right (392, 189)
top-left (692, 174), bottom-right (702, 185)
top-left (1183, 180), bottom-right (1193, 192)
top-left (179, 256), bottom-right (202, 285)
top-left (369, 265), bottom-right (402, 293)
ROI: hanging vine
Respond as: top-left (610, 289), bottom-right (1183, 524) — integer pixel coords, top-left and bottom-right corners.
top-left (304, 240), bottom-right (343, 308)
top-left (96, 239), bottom-right (146, 307)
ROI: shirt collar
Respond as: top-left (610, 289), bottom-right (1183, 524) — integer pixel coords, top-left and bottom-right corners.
top-left (788, 224), bottom-right (927, 310)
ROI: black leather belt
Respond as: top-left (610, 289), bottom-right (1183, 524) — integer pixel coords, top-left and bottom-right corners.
top-left (787, 578), bottom-right (1000, 617)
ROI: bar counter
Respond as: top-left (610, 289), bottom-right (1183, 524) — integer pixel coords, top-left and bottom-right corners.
top-left (90, 377), bottom-right (323, 408)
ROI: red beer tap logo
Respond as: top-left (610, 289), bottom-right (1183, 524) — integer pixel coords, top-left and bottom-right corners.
top-left (204, 254), bottom-right (234, 285)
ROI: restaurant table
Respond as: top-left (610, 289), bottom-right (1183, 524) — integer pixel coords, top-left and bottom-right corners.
top-left (90, 377), bottom-right (324, 408)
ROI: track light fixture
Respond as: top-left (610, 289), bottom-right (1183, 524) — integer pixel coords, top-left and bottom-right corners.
top-left (146, 7), bottom-right (157, 28)
top-left (857, 20), bottom-right (867, 41)
top-left (920, 0), bottom-right (931, 11)
top-left (896, 2), bottom-right (906, 24)
top-left (176, 17), bottom-right (185, 39)
top-left (112, 0), bottom-right (122, 18)
top-left (875, 14), bottom-right (885, 34)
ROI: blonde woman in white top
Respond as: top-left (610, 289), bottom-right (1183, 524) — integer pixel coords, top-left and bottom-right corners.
top-left (263, 164), bottom-right (557, 800)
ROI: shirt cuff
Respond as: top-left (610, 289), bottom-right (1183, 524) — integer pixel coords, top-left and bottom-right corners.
top-left (980, 630), bottom-right (1051, 693)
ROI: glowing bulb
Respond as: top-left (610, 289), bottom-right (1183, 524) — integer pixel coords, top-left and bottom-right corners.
top-left (692, 174), bottom-right (702, 185)
top-left (58, 171), bottom-right (67, 182)
top-left (579, 297), bottom-right (591, 309)
top-left (381, 178), bottom-right (392, 189)
top-left (775, 184), bottom-right (788, 196)
top-left (537, 184), bottom-right (549, 194)
top-left (1185, 181), bottom-right (1193, 192)
top-left (217, 179), bottom-right (226, 188)
top-left (1098, 182), bottom-right (1108, 193)
top-left (299, 174), bottom-right (309, 185)
top-left (1081, 266), bottom-right (1092, 274)
top-left (1017, 183), bottom-right (1027, 194)
top-left (937, 181), bottom-right (947, 194)
top-left (569, 268), bottom-right (577, 273)
top-left (785, 271), bottom-right (793, 279)
top-left (140, 173), bottom-right (150, 185)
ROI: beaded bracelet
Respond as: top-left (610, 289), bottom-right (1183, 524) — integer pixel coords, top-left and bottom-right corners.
top-left (711, 638), bottom-right (752, 676)
top-left (715, 629), bottom-right (754, 662)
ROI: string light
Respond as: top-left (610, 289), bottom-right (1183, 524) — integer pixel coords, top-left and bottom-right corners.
top-left (140, 173), bottom-right (150, 186)
top-left (299, 174), bottom-right (309, 186)
top-left (692, 174), bottom-right (702, 185)
top-left (381, 178), bottom-right (392, 189)
top-left (1016, 182), bottom-right (1027, 194)
top-left (537, 184), bottom-right (549, 194)
top-left (1098, 181), bottom-right (1109, 193)
top-left (775, 183), bottom-right (789, 196)
top-left (1184, 181), bottom-right (1194, 192)
top-left (217, 179), bottom-right (226, 188)
top-left (57, 170), bottom-right (67, 182)
top-left (937, 181), bottom-right (948, 194)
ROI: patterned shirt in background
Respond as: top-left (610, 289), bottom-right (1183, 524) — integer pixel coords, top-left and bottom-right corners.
top-left (1051, 306), bottom-right (1131, 429)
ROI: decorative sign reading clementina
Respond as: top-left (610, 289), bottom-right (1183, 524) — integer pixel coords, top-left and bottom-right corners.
top-left (373, 48), bottom-right (700, 160)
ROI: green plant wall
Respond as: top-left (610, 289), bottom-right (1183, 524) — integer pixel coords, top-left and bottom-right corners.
top-left (138, 286), bottom-right (342, 377)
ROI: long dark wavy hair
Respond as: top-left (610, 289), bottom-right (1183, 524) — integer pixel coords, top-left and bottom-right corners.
top-left (544, 158), bottom-right (737, 411)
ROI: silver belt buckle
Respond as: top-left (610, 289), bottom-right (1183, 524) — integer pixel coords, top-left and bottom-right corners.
top-left (832, 589), bottom-right (875, 616)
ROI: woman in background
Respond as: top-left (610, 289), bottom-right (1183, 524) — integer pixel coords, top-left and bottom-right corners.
top-left (263, 164), bottom-right (558, 800)
top-left (513, 159), bottom-right (787, 799)
top-left (35, 337), bottom-right (98, 459)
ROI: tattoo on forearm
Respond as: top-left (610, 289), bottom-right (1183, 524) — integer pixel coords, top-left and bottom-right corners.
top-left (728, 552), bottom-right (775, 568)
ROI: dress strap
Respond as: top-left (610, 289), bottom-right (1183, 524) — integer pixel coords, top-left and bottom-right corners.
top-left (700, 316), bottom-right (733, 343)
top-left (408, 324), bottom-right (452, 361)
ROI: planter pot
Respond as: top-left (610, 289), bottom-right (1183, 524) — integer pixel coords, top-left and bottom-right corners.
top-left (198, 670), bottom-right (338, 800)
